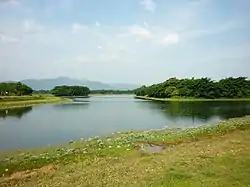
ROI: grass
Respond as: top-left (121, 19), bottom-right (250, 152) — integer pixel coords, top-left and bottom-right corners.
top-left (0, 95), bottom-right (72, 110)
top-left (135, 95), bottom-right (250, 102)
top-left (0, 116), bottom-right (250, 186)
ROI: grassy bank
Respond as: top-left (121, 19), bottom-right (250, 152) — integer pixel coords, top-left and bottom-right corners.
top-left (135, 95), bottom-right (250, 102)
top-left (1, 116), bottom-right (250, 186)
top-left (0, 95), bottom-right (72, 110)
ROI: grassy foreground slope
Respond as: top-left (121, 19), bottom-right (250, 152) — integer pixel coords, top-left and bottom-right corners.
top-left (0, 95), bottom-right (72, 110)
top-left (1, 116), bottom-right (250, 187)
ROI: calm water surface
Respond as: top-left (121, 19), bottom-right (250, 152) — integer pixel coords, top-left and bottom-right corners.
top-left (1, 95), bottom-right (250, 150)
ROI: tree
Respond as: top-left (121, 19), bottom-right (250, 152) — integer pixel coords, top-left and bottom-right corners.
top-left (90, 89), bottom-right (134, 94)
top-left (135, 77), bottom-right (250, 99)
top-left (0, 82), bottom-right (33, 96)
top-left (51, 85), bottom-right (90, 96)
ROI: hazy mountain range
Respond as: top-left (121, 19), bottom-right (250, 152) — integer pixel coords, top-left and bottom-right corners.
top-left (20, 77), bottom-right (141, 90)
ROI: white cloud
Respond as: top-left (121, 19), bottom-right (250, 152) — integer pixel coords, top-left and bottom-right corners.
top-left (183, 21), bottom-right (244, 40)
top-left (141, 0), bottom-right (156, 12)
top-left (0, 32), bottom-right (20, 43)
top-left (74, 56), bottom-right (91, 63)
top-left (0, 0), bottom-right (249, 84)
top-left (128, 25), bottom-right (152, 39)
top-left (163, 33), bottom-right (180, 46)
top-left (72, 23), bottom-right (88, 34)
top-left (95, 21), bottom-right (101, 27)
top-left (23, 20), bottom-right (44, 34)
top-left (74, 53), bottom-right (118, 63)
top-left (99, 53), bottom-right (119, 61)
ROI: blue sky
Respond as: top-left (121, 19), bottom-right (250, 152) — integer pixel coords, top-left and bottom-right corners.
top-left (0, 0), bottom-right (250, 84)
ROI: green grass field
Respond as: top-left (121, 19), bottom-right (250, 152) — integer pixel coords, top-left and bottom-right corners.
top-left (0, 116), bottom-right (250, 186)
top-left (0, 95), bottom-right (72, 110)
top-left (135, 96), bottom-right (250, 102)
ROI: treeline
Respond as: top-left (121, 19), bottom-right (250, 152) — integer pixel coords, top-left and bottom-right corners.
top-left (0, 82), bottom-right (33, 96)
top-left (34, 89), bottom-right (134, 95)
top-left (51, 85), bottom-right (90, 96)
top-left (91, 89), bottom-right (134, 94)
top-left (135, 77), bottom-right (250, 99)
top-left (33, 90), bottom-right (51, 94)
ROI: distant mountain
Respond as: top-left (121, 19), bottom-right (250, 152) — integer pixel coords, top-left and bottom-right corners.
top-left (108, 83), bottom-right (141, 90)
top-left (21, 77), bottom-right (140, 90)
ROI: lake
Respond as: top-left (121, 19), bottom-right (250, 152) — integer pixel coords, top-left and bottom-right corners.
top-left (1, 95), bottom-right (250, 150)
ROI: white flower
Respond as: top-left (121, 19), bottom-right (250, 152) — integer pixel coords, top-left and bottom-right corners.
top-left (5, 169), bottom-right (8, 172)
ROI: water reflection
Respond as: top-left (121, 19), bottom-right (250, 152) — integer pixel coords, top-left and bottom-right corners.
top-left (0, 107), bottom-right (33, 119)
top-left (53, 102), bottom-right (90, 110)
top-left (149, 101), bottom-right (250, 121)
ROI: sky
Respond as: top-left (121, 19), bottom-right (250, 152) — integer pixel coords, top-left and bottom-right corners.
top-left (0, 0), bottom-right (250, 84)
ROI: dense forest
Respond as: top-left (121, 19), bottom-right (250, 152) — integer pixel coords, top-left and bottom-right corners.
top-left (0, 82), bottom-right (33, 96)
top-left (135, 77), bottom-right (250, 99)
top-left (90, 89), bottom-right (134, 94)
top-left (51, 85), bottom-right (90, 96)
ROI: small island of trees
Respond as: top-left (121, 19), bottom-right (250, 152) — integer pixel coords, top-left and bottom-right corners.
top-left (135, 77), bottom-right (250, 99)
top-left (51, 85), bottom-right (90, 96)
top-left (90, 89), bottom-right (134, 95)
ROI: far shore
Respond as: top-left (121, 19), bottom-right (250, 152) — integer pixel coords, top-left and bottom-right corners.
top-left (135, 95), bottom-right (250, 102)
top-left (0, 95), bottom-right (72, 110)
top-left (89, 93), bottom-right (135, 96)
top-left (0, 94), bottom-right (136, 110)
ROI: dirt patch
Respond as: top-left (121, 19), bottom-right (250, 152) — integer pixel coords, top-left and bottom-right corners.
top-left (134, 143), bottom-right (165, 153)
top-left (1, 164), bottom-right (58, 182)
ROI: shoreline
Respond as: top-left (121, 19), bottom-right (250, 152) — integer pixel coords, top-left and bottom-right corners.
top-left (89, 94), bottom-right (135, 96)
top-left (0, 95), bottom-right (72, 110)
top-left (135, 95), bottom-right (250, 102)
top-left (1, 116), bottom-right (250, 177)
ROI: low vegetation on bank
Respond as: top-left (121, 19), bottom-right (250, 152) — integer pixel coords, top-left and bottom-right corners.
top-left (135, 77), bottom-right (250, 99)
top-left (1, 116), bottom-right (250, 186)
top-left (0, 95), bottom-right (71, 110)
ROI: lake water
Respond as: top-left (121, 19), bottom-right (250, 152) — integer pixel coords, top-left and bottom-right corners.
top-left (1, 95), bottom-right (250, 150)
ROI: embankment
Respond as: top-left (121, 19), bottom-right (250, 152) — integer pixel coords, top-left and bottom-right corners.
top-left (0, 95), bottom-right (72, 110)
